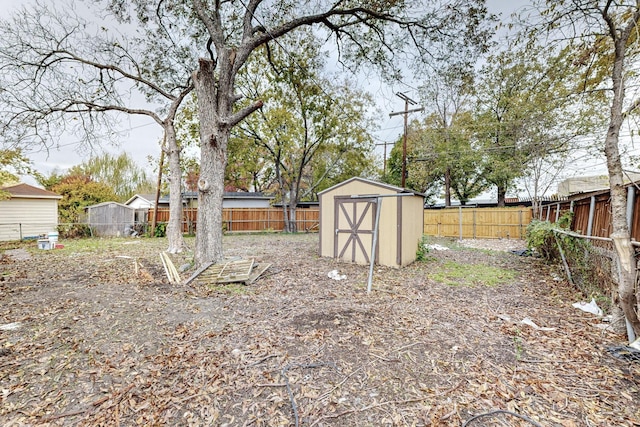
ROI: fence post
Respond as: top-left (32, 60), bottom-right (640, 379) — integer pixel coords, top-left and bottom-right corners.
top-left (555, 202), bottom-right (560, 222)
top-left (587, 196), bottom-right (596, 236)
top-left (458, 206), bottom-right (463, 241)
top-left (473, 209), bottom-right (477, 239)
top-left (627, 186), bottom-right (635, 232)
top-left (519, 210), bottom-right (523, 239)
top-left (545, 205), bottom-right (550, 221)
top-left (19, 223), bottom-right (22, 240)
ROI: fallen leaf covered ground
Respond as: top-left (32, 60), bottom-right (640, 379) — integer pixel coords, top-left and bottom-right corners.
top-left (0, 233), bottom-right (638, 426)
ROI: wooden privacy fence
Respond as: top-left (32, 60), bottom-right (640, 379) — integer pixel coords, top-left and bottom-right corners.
top-left (149, 207), bottom-right (320, 233)
top-left (423, 207), bottom-right (532, 239)
top-left (148, 206), bottom-right (533, 238)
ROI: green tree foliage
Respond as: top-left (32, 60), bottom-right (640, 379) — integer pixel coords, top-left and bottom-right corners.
top-left (1, 148), bottom-right (35, 186)
top-left (47, 175), bottom-right (117, 225)
top-left (236, 31), bottom-right (377, 231)
top-left (0, 148), bottom-right (40, 199)
top-left (474, 40), bottom-right (593, 206)
top-left (385, 113), bottom-right (487, 205)
top-left (68, 153), bottom-right (154, 202)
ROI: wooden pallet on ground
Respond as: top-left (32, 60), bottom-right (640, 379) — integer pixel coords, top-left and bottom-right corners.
top-left (183, 258), bottom-right (270, 287)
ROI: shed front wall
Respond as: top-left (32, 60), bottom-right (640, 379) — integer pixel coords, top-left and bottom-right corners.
top-left (320, 180), bottom-right (401, 266)
top-left (0, 198), bottom-right (59, 241)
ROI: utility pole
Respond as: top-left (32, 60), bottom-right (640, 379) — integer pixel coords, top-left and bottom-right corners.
top-left (375, 141), bottom-right (394, 176)
top-left (389, 92), bottom-right (423, 188)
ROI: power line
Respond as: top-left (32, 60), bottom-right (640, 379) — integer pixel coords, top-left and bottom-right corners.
top-left (236, 0), bottom-right (421, 174)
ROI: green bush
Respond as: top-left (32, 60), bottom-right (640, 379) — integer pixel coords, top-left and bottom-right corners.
top-left (153, 222), bottom-right (167, 237)
top-left (526, 220), bottom-right (561, 262)
top-left (526, 211), bottom-right (574, 262)
top-left (58, 223), bottom-right (92, 239)
top-left (526, 215), bottom-right (612, 309)
top-left (415, 235), bottom-right (430, 262)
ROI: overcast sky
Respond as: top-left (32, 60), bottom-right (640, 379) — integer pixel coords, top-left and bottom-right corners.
top-left (7, 0), bottom-right (604, 195)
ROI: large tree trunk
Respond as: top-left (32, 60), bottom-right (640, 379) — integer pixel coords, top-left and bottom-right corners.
top-left (606, 37), bottom-right (640, 337)
top-left (165, 124), bottom-right (186, 253)
top-left (444, 167), bottom-right (452, 207)
top-left (193, 58), bottom-right (228, 266)
top-left (497, 185), bottom-right (506, 207)
top-left (289, 185), bottom-right (298, 233)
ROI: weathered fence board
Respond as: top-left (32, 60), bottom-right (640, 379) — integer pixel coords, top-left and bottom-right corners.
top-left (148, 206), bottom-right (533, 238)
top-left (148, 207), bottom-right (320, 233)
top-left (423, 207), bottom-right (532, 239)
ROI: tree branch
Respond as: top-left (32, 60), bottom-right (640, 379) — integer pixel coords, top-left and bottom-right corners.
top-left (225, 100), bottom-right (264, 128)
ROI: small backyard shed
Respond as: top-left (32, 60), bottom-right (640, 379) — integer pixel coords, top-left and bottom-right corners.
top-left (86, 202), bottom-right (135, 237)
top-left (318, 177), bottom-right (424, 267)
top-left (0, 183), bottom-right (62, 241)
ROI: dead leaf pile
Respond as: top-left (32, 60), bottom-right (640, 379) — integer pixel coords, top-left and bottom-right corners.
top-left (1, 234), bottom-right (639, 426)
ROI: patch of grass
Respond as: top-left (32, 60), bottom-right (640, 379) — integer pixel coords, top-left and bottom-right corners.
top-left (55, 237), bottom-right (148, 253)
top-left (513, 330), bottom-right (524, 361)
top-left (429, 261), bottom-right (515, 287)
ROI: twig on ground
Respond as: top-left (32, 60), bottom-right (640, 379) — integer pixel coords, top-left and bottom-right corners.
top-left (40, 383), bottom-right (135, 422)
top-left (316, 366), bottom-right (364, 402)
top-left (246, 354), bottom-right (279, 368)
top-left (281, 362), bottom-right (338, 427)
top-left (309, 397), bottom-right (428, 427)
top-left (462, 409), bottom-right (543, 427)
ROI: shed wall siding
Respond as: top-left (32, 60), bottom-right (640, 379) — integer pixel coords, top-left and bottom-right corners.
top-left (377, 196), bottom-right (398, 266)
top-left (401, 196), bottom-right (425, 265)
top-left (320, 181), bottom-right (397, 259)
top-left (88, 204), bottom-right (135, 237)
top-left (0, 198), bottom-right (59, 241)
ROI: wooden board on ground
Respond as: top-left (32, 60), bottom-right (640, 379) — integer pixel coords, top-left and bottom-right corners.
top-left (182, 261), bottom-right (214, 287)
top-left (211, 258), bottom-right (255, 283)
top-left (246, 263), bottom-right (272, 285)
top-left (183, 258), bottom-right (272, 286)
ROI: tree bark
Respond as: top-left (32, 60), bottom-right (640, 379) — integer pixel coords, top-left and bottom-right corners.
top-left (497, 185), bottom-right (506, 207)
top-left (193, 58), bottom-right (229, 265)
top-left (164, 123), bottom-right (186, 254)
top-left (605, 35), bottom-right (640, 336)
top-left (444, 167), bottom-right (452, 207)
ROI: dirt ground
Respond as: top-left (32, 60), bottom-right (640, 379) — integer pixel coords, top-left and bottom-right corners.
top-left (1, 234), bottom-right (638, 426)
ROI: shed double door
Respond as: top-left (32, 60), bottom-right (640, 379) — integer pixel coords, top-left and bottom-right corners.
top-left (334, 197), bottom-right (377, 264)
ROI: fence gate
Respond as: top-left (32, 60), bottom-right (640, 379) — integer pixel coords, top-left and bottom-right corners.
top-left (334, 197), bottom-right (377, 264)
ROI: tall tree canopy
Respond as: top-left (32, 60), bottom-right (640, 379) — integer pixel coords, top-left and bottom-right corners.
top-left (102, 0), bottom-right (494, 265)
top-left (68, 152), bottom-right (155, 202)
top-left (474, 39), bottom-right (593, 206)
top-left (535, 0), bottom-right (640, 337)
top-left (386, 112), bottom-right (487, 205)
top-left (236, 31), bottom-right (377, 232)
top-left (0, 0), bottom-right (193, 253)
